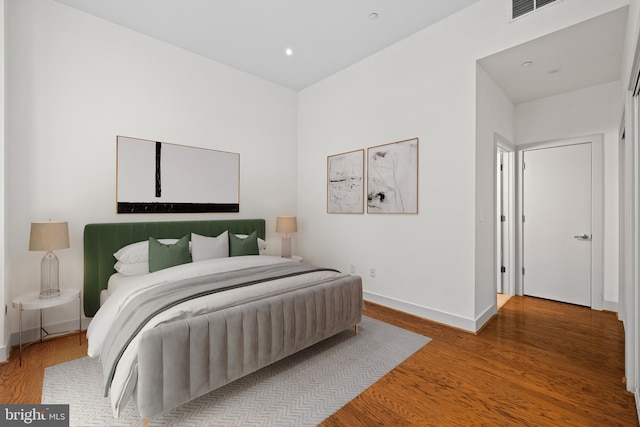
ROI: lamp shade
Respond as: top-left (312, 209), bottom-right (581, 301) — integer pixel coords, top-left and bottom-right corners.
top-left (29, 221), bottom-right (70, 252)
top-left (276, 216), bottom-right (297, 234)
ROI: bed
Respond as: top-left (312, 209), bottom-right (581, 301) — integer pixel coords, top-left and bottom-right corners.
top-left (83, 219), bottom-right (363, 420)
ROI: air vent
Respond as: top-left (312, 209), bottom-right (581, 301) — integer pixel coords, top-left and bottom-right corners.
top-left (512, 0), bottom-right (558, 19)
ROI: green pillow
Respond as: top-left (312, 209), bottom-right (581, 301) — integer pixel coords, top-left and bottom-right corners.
top-left (148, 235), bottom-right (191, 272)
top-left (229, 231), bottom-right (259, 256)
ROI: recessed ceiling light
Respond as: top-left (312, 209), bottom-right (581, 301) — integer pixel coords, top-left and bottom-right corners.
top-left (521, 61), bottom-right (533, 67)
top-left (285, 48), bottom-right (293, 56)
top-left (369, 12), bottom-right (379, 20)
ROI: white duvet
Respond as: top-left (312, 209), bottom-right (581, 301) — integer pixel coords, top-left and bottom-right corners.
top-left (86, 255), bottom-right (345, 417)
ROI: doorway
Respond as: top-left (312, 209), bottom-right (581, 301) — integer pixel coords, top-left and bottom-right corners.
top-left (496, 134), bottom-right (515, 305)
top-left (518, 135), bottom-right (604, 309)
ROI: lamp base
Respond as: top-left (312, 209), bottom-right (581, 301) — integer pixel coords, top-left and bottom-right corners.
top-left (40, 251), bottom-right (60, 299)
top-left (39, 288), bottom-right (61, 299)
top-left (281, 235), bottom-right (291, 258)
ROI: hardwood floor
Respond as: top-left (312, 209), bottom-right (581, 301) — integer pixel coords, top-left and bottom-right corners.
top-left (0, 331), bottom-right (87, 406)
top-left (0, 296), bottom-right (637, 426)
top-left (323, 297), bottom-right (638, 426)
top-left (497, 292), bottom-right (512, 310)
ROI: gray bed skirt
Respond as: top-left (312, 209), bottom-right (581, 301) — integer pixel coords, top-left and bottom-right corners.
top-left (135, 274), bottom-right (363, 419)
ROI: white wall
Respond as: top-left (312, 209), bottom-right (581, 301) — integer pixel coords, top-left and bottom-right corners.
top-left (3, 0), bottom-right (298, 353)
top-left (3, 0), bottom-right (630, 355)
top-left (0, 0), bottom-right (7, 361)
top-left (475, 64), bottom-right (516, 319)
top-left (515, 81), bottom-right (623, 309)
top-left (297, 0), bottom-right (628, 331)
top-left (619, 0), bottom-right (640, 399)
top-left (622, 0), bottom-right (640, 91)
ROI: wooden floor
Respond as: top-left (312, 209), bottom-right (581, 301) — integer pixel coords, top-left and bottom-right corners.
top-left (0, 296), bottom-right (637, 426)
top-left (325, 297), bottom-right (639, 426)
top-left (497, 292), bottom-right (512, 310)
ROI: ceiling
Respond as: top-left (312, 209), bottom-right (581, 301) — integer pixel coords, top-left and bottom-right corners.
top-left (51, 1), bottom-right (627, 100)
top-left (479, 6), bottom-right (628, 104)
top-left (52, 0), bottom-right (481, 91)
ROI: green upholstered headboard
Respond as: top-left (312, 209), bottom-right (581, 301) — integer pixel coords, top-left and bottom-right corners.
top-left (83, 219), bottom-right (266, 317)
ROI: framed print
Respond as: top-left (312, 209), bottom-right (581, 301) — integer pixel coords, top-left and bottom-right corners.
top-left (327, 149), bottom-right (364, 214)
top-left (117, 136), bottom-right (240, 213)
top-left (367, 138), bottom-right (418, 214)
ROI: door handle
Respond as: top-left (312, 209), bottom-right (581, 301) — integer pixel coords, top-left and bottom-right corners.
top-left (573, 233), bottom-right (591, 241)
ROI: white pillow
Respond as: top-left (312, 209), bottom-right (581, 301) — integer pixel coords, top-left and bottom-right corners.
top-left (114, 261), bottom-right (149, 276)
top-left (191, 231), bottom-right (229, 262)
top-left (113, 239), bottom-right (179, 264)
top-left (235, 234), bottom-right (268, 254)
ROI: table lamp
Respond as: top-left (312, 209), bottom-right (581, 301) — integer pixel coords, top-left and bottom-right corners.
top-left (29, 221), bottom-right (70, 299)
top-left (276, 216), bottom-right (297, 258)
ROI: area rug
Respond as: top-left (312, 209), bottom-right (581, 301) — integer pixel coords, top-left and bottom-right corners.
top-left (42, 316), bottom-right (430, 426)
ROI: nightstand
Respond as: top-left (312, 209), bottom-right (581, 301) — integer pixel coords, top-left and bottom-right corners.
top-left (12, 288), bottom-right (81, 365)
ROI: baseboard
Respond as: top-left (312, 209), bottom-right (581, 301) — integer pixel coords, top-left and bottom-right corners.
top-left (635, 386), bottom-right (640, 424)
top-left (0, 343), bottom-right (8, 363)
top-left (363, 291), bottom-right (487, 333)
top-left (475, 303), bottom-right (497, 332)
top-left (8, 318), bottom-right (90, 350)
top-left (602, 299), bottom-right (619, 313)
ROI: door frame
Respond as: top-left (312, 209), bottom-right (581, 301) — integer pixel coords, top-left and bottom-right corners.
top-left (622, 91), bottom-right (640, 397)
top-left (619, 115), bottom-right (626, 323)
top-left (516, 134), bottom-right (604, 310)
top-left (495, 133), bottom-right (516, 296)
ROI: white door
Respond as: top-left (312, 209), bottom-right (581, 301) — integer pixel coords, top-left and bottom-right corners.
top-left (522, 143), bottom-right (592, 306)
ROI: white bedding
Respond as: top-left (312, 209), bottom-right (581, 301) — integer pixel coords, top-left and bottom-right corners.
top-left (100, 273), bottom-right (129, 305)
top-left (86, 255), bottom-right (345, 417)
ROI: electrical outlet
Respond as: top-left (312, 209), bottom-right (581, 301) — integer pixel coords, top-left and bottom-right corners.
top-left (350, 263), bottom-right (355, 274)
top-left (370, 268), bottom-right (376, 278)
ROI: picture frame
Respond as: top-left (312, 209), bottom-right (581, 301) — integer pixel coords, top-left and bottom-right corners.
top-left (327, 149), bottom-right (365, 214)
top-left (367, 138), bottom-right (419, 214)
top-left (116, 136), bottom-right (240, 213)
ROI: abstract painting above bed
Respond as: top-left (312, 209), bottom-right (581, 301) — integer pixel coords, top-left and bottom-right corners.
top-left (116, 136), bottom-right (240, 214)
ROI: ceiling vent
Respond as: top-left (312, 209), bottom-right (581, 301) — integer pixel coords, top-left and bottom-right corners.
top-left (512, 0), bottom-right (558, 19)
